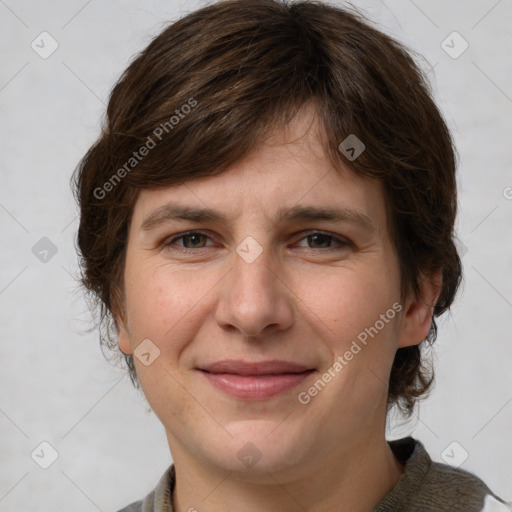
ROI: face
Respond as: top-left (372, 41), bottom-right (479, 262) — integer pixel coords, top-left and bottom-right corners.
top-left (117, 105), bottom-right (433, 481)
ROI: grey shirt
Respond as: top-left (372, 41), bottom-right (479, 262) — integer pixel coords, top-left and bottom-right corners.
top-left (117, 437), bottom-right (510, 512)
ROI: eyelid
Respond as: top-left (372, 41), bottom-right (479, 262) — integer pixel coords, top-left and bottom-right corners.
top-left (164, 229), bottom-right (352, 252)
top-left (294, 229), bottom-right (352, 248)
top-left (165, 230), bottom-right (215, 251)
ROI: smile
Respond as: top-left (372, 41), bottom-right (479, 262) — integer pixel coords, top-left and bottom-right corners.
top-left (197, 360), bottom-right (316, 400)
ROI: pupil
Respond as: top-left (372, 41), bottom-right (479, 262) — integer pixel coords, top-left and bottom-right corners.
top-left (311, 234), bottom-right (329, 248)
top-left (187, 234), bottom-right (203, 247)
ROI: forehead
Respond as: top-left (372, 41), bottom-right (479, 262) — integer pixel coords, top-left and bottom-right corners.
top-left (130, 105), bottom-right (387, 234)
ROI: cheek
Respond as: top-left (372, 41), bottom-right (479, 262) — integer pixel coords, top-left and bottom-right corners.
top-left (124, 263), bottom-right (226, 370)
top-left (125, 264), bottom-right (205, 331)
top-left (125, 265), bottom-right (209, 421)
top-left (290, 263), bottom-right (400, 346)
top-left (133, 357), bottom-right (197, 434)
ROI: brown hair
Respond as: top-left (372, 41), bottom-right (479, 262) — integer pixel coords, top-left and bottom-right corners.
top-left (72, 0), bottom-right (461, 417)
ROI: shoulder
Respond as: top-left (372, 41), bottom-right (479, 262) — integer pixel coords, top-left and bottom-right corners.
top-left (374, 437), bottom-right (511, 512)
top-left (114, 464), bottom-right (175, 512)
top-left (419, 456), bottom-right (505, 510)
top-left (115, 499), bottom-right (145, 512)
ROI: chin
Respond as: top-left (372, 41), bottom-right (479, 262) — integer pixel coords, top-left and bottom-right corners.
top-left (208, 418), bottom-right (310, 476)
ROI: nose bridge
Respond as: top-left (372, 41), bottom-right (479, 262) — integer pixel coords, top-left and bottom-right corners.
top-left (214, 237), bottom-right (293, 337)
top-left (233, 238), bottom-right (276, 296)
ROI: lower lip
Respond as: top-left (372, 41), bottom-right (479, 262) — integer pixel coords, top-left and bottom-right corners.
top-left (199, 370), bottom-right (315, 400)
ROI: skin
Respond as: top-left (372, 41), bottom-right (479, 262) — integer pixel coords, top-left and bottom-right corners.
top-left (116, 104), bottom-right (440, 512)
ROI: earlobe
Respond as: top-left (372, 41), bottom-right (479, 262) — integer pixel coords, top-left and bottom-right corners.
top-left (396, 270), bottom-right (442, 348)
top-left (118, 320), bottom-right (133, 355)
top-left (113, 304), bottom-right (133, 355)
top-left (111, 288), bottom-right (133, 355)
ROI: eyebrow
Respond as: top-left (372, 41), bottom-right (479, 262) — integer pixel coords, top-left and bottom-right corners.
top-left (140, 203), bottom-right (375, 233)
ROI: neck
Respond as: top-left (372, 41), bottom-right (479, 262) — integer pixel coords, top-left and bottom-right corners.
top-left (170, 434), bottom-right (403, 512)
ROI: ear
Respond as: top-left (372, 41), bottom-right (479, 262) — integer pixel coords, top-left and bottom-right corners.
top-left (112, 292), bottom-right (133, 356)
top-left (396, 269), bottom-right (442, 348)
top-left (117, 319), bottom-right (133, 355)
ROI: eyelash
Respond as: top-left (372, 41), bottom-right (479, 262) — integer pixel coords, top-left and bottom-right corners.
top-left (163, 230), bottom-right (351, 254)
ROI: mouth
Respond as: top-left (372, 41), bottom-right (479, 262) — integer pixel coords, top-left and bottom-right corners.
top-left (196, 360), bottom-right (316, 400)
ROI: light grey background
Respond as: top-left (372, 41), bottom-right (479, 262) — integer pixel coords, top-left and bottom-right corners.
top-left (1, 1), bottom-right (511, 510)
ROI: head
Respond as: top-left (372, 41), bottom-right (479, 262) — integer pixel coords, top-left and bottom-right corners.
top-left (73, 0), bottom-right (461, 474)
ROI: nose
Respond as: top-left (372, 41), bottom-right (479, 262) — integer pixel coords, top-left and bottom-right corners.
top-left (214, 242), bottom-right (295, 339)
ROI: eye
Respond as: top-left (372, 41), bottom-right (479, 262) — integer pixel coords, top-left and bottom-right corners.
top-left (162, 230), bottom-right (351, 254)
top-left (164, 231), bottom-right (214, 252)
top-left (294, 231), bottom-right (351, 251)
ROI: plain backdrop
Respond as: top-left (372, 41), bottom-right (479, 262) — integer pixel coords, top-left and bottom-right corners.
top-left (0, 1), bottom-right (511, 510)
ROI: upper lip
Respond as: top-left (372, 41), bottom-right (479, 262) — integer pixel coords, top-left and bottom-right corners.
top-left (198, 360), bottom-right (313, 376)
